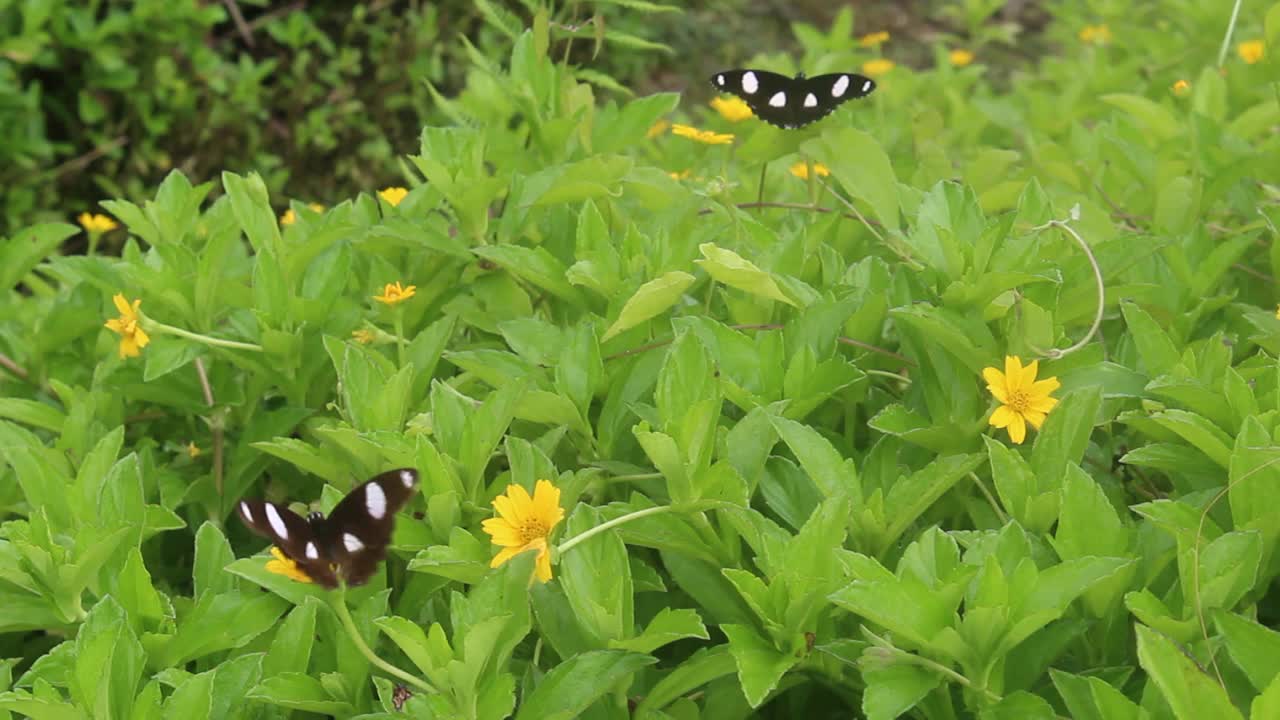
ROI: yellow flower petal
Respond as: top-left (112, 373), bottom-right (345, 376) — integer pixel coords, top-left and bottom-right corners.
top-left (671, 124), bottom-right (735, 145)
top-left (1004, 355), bottom-right (1023, 388)
top-left (710, 96), bottom-right (753, 122)
top-left (1238, 40), bottom-right (1264, 64)
top-left (982, 367), bottom-right (1008, 401)
top-left (1006, 414), bottom-right (1027, 444)
top-left (379, 187), bottom-right (409, 206)
top-left (989, 405), bottom-right (1016, 428)
top-left (949, 49), bottom-right (974, 67)
top-left (482, 479), bottom-right (564, 583)
top-left (861, 59), bottom-right (895, 78)
top-left (1023, 410), bottom-right (1048, 430)
top-left (535, 546), bottom-right (554, 582)
top-left (1031, 376), bottom-right (1061, 396)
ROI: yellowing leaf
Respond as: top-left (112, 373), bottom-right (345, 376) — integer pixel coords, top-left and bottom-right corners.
top-left (694, 243), bottom-right (796, 306)
top-left (602, 271), bottom-right (696, 341)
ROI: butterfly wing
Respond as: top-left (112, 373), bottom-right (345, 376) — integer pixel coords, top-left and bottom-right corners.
top-left (709, 69), bottom-right (799, 127)
top-left (317, 468), bottom-right (420, 586)
top-left (236, 498), bottom-right (340, 588)
top-left (794, 73), bottom-right (876, 126)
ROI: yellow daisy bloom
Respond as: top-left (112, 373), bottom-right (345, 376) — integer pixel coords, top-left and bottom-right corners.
top-left (280, 209), bottom-right (298, 226)
top-left (1171, 79), bottom-right (1191, 96)
top-left (949, 49), bottom-right (974, 67)
top-left (861, 59), bottom-right (895, 78)
top-left (378, 186), bottom-right (409, 207)
top-left (983, 356), bottom-right (1061, 444)
top-left (352, 329), bottom-right (376, 344)
top-left (646, 119), bottom-right (671, 139)
top-left (104, 293), bottom-right (150, 359)
top-left (78, 212), bottom-right (118, 233)
top-left (859, 31), bottom-right (890, 47)
top-left (1238, 40), bottom-right (1264, 64)
top-left (668, 169), bottom-right (691, 180)
top-left (187, 442), bottom-right (201, 459)
top-left (373, 281), bottom-right (416, 306)
top-left (265, 546), bottom-right (314, 584)
top-left (671, 124), bottom-right (735, 145)
top-left (710, 96), bottom-right (754, 122)
top-left (1078, 24), bottom-right (1112, 45)
top-left (481, 479), bottom-right (565, 583)
top-left (789, 161), bottom-right (831, 180)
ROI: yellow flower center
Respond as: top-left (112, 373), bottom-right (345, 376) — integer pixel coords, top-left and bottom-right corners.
top-left (519, 519), bottom-right (549, 545)
top-left (1006, 388), bottom-right (1031, 414)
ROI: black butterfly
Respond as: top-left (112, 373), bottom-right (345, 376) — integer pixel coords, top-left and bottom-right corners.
top-left (237, 468), bottom-right (420, 588)
top-left (709, 69), bottom-right (876, 129)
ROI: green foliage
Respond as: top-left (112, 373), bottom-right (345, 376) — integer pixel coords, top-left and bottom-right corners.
top-left (2, 1), bottom-right (1280, 718)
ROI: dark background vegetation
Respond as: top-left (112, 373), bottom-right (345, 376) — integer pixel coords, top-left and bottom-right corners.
top-left (0, 0), bottom-right (1054, 240)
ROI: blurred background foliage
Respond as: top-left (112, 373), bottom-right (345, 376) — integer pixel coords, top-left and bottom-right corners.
top-left (0, 0), bottom-right (1062, 239)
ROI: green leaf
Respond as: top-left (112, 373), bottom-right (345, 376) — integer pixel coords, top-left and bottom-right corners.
top-left (221, 171), bottom-right (280, 256)
top-left (861, 663), bottom-right (940, 720)
top-left (264, 599), bottom-right (319, 677)
top-left (768, 414), bottom-right (859, 499)
top-left (514, 650), bottom-right (656, 720)
top-left (695, 243), bottom-right (798, 306)
top-left (602, 271), bottom-right (695, 341)
top-left (0, 399), bottom-right (64, 433)
top-left (247, 673), bottom-right (353, 716)
top-left (720, 624), bottom-right (800, 708)
top-left (1120, 301), bottom-right (1180, 376)
top-left (192, 522), bottom-right (235, 598)
top-left (560, 505), bottom-right (634, 645)
top-left (1030, 385), bottom-right (1102, 486)
top-left (610, 608), bottom-right (709, 653)
top-left (803, 128), bottom-right (901, 230)
top-left (1100, 94), bottom-right (1181, 141)
top-left (633, 646), bottom-right (736, 715)
top-left (1216, 611), bottom-right (1280, 692)
top-left (0, 691), bottom-right (87, 720)
top-left (472, 244), bottom-right (584, 306)
top-left (1135, 624), bottom-right (1244, 720)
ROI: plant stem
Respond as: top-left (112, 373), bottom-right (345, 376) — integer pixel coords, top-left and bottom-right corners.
top-left (330, 587), bottom-right (436, 694)
top-left (147, 320), bottom-right (264, 352)
top-left (557, 505), bottom-right (674, 555)
top-left (394, 308), bottom-right (407, 366)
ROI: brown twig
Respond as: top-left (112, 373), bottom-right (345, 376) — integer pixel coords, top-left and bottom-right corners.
top-left (194, 357), bottom-right (225, 496)
top-left (40, 136), bottom-right (128, 182)
top-left (221, 0), bottom-right (255, 46)
top-left (0, 352), bottom-right (31, 382)
top-left (215, 1), bottom-right (306, 42)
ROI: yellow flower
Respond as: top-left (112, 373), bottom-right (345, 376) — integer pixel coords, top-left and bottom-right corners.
top-left (983, 356), bottom-right (1061, 445)
top-left (265, 546), bottom-right (314, 584)
top-left (646, 119), bottom-right (671, 139)
top-left (352, 329), bottom-right (377, 344)
top-left (280, 208), bottom-right (298, 226)
top-left (668, 169), bottom-right (691, 180)
top-left (378, 186), bottom-right (409, 207)
top-left (789, 161), bottom-right (831, 179)
top-left (861, 59), bottom-right (895, 77)
top-left (671, 124), bottom-right (735, 145)
top-left (710, 96), bottom-right (754, 122)
top-left (950, 49), bottom-right (974, 67)
top-left (1078, 24), bottom-right (1112, 45)
top-left (1238, 40), bottom-right (1264, 64)
top-left (1171, 79), bottom-right (1191, 96)
top-left (104, 293), bottom-right (150, 359)
top-left (373, 281), bottom-right (416, 306)
top-left (481, 479), bottom-right (564, 583)
top-left (187, 442), bottom-right (201, 459)
top-left (307, 202), bottom-right (325, 212)
top-left (859, 31), bottom-right (890, 47)
top-left (78, 213), bottom-right (118, 234)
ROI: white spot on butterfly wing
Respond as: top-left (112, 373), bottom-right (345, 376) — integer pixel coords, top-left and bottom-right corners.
top-left (716, 74), bottom-right (725, 86)
top-left (831, 75), bottom-right (850, 98)
top-left (265, 504), bottom-right (288, 540)
top-left (366, 482), bottom-right (387, 519)
top-left (804, 93), bottom-right (818, 108)
top-left (741, 71), bottom-right (758, 94)
top-left (400, 470), bottom-right (415, 488)
top-left (343, 533), bottom-right (365, 552)
top-left (862, 79), bottom-right (873, 93)
top-left (768, 91), bottom-right (786, 108)
top-left (239, 502), bottom-right (253, 522)
top-left (305, 541), bottom-right (319, 560)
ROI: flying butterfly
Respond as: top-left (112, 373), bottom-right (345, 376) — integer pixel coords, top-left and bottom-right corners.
top-left (709, 69), bottom-right (876, 129)
top-left (237, 468), bottom-right (420, 588)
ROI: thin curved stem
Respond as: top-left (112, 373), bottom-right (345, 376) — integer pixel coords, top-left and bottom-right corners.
top-left (1027, 210), bottom-right (1105, 360)
top-left (558, 505), bottom-right (674, 555)
top-left (147, 320), bottom-right (264, 352)
top-left (331, 587), bottom-right (437, 694)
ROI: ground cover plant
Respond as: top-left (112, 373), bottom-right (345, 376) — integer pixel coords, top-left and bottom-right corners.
top-left (2, 1), bottom-right (1280, 718)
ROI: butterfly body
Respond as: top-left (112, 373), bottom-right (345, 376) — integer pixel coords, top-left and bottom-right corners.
top-left (238, 468), bottom-right (419, 588)
top-left (710, 69), bottom-right (876, 129)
